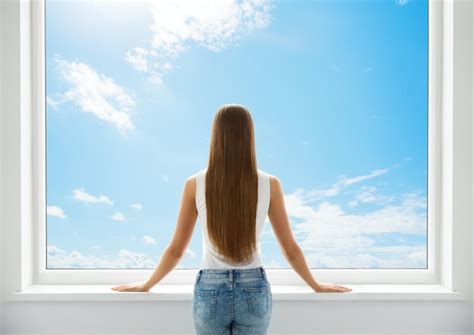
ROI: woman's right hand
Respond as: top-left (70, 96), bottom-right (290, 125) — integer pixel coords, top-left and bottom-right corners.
top-left (314, 282), bottom-right (352, 293)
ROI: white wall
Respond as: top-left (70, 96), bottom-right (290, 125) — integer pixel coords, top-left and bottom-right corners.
top-left (0, 0), bottom-right (5, 332)
top-left (1, 1), bottom-right (473, 334)
top-left (471, 0), bottom-right (474, 332)
top-left (454, 0), bottom-right (473, 310)
top-left (1, 300), bottom-right (472, 335)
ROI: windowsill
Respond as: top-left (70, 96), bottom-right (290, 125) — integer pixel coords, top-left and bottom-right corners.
top-left (12, 284), bottom-right (461, 301)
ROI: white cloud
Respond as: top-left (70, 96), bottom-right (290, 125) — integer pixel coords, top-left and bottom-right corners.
top-left (46, 96), bottom-right (61, 110)
top-left (266, 168), bottom-right (428, 269)
top-left (47, 205), bottom-right (67, 219)
top-left (162, 62), bottom-right (173, 71)
top-left (347, 186), bottom-right (396, 207)
top-left (47, 245), bottom-right (197, 269)
top-left (263, 258), bottom-right (283, 268)
top-left (296, 168), bottom-right (389, 201)
top-left (342, 169), bottom-right (388, 186)
top-left (396, 0), bottom-right (409, 6)
top-left (303, 244), bottom-right (426, 269)
top-left (148, 0), bottom-right (272, 54)
top-left (130, 203), bottom-right (143, 210)
top-left (47, 245), bottom-right (156, 268)
top-left (347, 200), bottom-right (358, 207)
top-left (148, 73), bottom-right (164, 86)
top-left (73, 187), bottom-right (114, 205)
top-left (185, 248), bottom-right (197, 258)
top-left (283, 187), bottom-right (427, 268)
top-left (55, 57), bottom-right (135, 133)
top-left (47, 245), bottom-right (67, 256)
top-left (125, 48), bottom-right (175, 77)
top-left (143, 235), bottom-right (157, 245)
top-left (125, 47), bottom-right (149, 72)
top-left (288, 191), bottom-right (426, 238)
top-left (128, 0), bottom-right (272, 84)
top-left (112, 212), bottom-right (126, 222)
top-left (162, 175), bottom-right (169, 183)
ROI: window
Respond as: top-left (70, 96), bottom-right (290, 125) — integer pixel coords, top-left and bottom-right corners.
top-left (44, 0), bottom-right (429, 273)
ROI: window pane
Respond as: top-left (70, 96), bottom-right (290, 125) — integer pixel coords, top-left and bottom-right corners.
top-left (46, 0), bottom-right (428, 269)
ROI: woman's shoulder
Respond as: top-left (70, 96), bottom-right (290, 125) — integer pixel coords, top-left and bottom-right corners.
top-left (257, 168), bottom-right (278, 182)
top-left (257, 170), bottom-right (281, 205)
top-left (257, 170), bottom-right (281, 199)
top-left (185, 168), bottom-right (206, 185)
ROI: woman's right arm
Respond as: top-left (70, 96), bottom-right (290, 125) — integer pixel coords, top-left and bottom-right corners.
top-left (267, 175), bottom-right (352, 293)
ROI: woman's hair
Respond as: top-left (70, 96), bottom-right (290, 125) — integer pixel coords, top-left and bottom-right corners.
top-left (205, 104), bottom-right (258, 265)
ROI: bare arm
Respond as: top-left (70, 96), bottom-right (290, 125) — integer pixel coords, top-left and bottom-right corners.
top-left (112, 176), bottom-right (198, 292)
top-left (268, 175), bottom-right (351, 293)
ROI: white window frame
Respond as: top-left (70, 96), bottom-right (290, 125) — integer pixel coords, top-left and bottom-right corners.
top-left (33, 0), bottom-right (438, 285)
top-left (2, 0), bottom-right (470, 300)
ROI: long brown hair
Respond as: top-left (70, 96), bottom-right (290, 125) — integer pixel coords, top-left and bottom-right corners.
top-left (205, 104), bottom-right (258, 265)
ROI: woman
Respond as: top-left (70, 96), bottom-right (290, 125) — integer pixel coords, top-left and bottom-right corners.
top-left (112, 104), bottom-right (352, 334)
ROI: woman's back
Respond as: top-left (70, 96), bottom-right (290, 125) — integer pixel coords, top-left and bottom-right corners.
top-left (195, 168), bottom-right (271, 269)
top-left (112, 104), bottom-right (351, 335)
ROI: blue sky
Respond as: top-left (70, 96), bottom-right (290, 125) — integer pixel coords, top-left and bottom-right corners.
top-left (46, 0), bottom-right (428, 269)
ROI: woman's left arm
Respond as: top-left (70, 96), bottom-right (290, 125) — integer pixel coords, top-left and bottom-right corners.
top-left (111, 176), bottom-right (198, 292)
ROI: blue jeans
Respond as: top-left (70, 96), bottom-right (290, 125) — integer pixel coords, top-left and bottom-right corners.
top-left (192, 266), bottom-right (272, 335)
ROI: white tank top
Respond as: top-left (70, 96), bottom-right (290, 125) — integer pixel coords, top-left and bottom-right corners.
top-left (194, 168), bottom-right (271, 269)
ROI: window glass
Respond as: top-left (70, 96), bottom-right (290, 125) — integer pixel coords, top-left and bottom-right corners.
top-left (46, 0), bottom-right (428, 269)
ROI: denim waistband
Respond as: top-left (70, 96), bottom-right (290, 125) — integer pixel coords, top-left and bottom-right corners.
top-left (197, 266), bottom-right (267, 282)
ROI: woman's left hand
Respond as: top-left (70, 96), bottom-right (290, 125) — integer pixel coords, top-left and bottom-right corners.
top-left (111, 282), bottom-right (150, 292)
